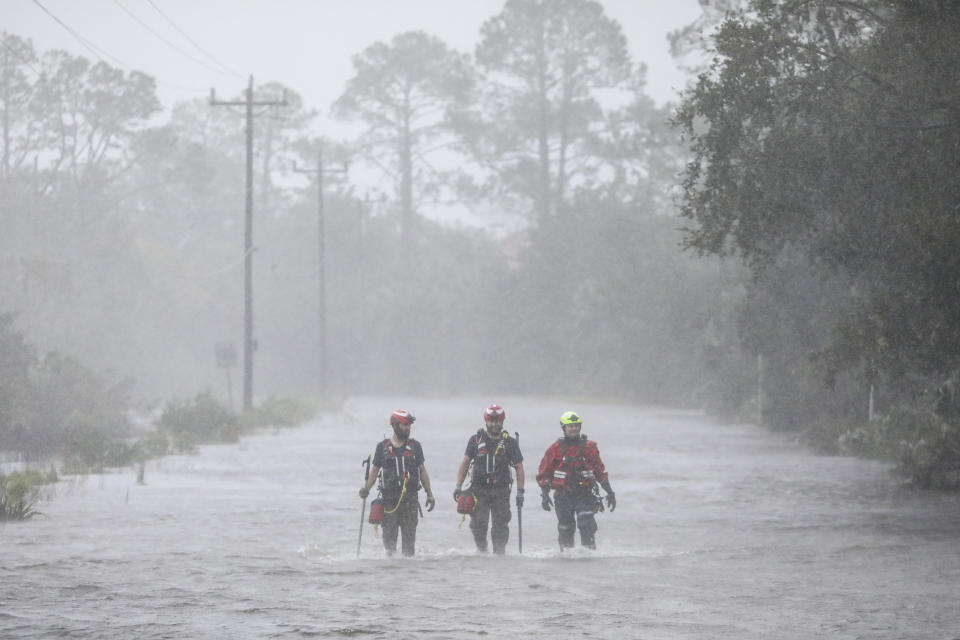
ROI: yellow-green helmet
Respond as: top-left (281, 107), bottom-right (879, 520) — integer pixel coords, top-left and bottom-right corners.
top-left (560, 411), bottom-right (582, 427)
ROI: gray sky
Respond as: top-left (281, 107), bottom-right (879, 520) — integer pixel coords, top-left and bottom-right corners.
top-left (4, 0), bottom-right (703, 124)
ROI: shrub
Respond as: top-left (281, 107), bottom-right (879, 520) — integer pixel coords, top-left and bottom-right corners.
top-left (135, 429), bottom-right (170, 460)
top-left (157, 391), bottom-right (237, 451)
top-left (0, 471), bottom-right (43, 521)
top-left (239, 395), bottom-right (317, 432)
top-left (834, 407), bottom-right (960, 489)
top-left (882, 409), bottom-right (960, 489)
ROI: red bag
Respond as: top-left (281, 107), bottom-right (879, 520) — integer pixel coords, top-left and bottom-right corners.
top-left (456, 493), bottom-right (476, 514)
top-left (368, 498), bottom-right (384, 525)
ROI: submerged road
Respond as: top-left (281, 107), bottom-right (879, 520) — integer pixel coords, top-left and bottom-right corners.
top-left (2, 396), bottom-right (959, 638)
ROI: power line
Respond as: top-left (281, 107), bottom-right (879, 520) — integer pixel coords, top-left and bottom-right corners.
top-left (111, 0), bottom-right (237, 78)
top-left (32, 0), bottom-right (123, 67)
top-left (145, 0), bottom-right (244, 79)
top-left (0, 36), bottom-right (42, 77)
top-left (31, 0), bottom-right (204, 93)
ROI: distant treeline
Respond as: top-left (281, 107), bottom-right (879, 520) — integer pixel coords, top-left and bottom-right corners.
top-left (2, 0), bottom-right (959, 489)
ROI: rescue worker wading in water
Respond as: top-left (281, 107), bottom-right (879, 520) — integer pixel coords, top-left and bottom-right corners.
top-left (536, 411), bottom-right (616, 550)
top-left (359, 410), bottom-right (436, 557)
top-left (453, 404), bottom-right (525, 554)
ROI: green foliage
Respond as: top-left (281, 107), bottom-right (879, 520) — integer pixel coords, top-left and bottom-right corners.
top-left (1, 312), bottom-right (133, 468)
top-left (152, 393), bottom-right (315, 453)
top-left (30, 351), bottom-right (134, 471)
top-left (675, 0), bottom-right (960, 484)
top-left (834, 407), bottom-right (960, 489)
top-left (157, 391), bottom-right (237, 452)
top-left (239, 396), bottom-right (317, 431)
top-left (678, 0), bottom-right (960, 371)
top-left (0, 471), bottom-right (43, 521)
top-left (134, 428), bottom-right (170, 461)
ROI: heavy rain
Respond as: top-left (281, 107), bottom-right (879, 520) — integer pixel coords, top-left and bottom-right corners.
top-left (2, 1), bottom-right (960, 638)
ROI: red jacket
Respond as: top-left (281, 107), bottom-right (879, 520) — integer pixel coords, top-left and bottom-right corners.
top-left (537, 437), bottom-right (608, 492)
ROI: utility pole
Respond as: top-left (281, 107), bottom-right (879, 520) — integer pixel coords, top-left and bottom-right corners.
top-left (757, 353), bottom-right (764, 427)
top-left (3, 46), bottom-right (10, 183)
top-left (210, 75), bottom-right (286, 411)
top-left (293, 146), bottom-right (347, 398)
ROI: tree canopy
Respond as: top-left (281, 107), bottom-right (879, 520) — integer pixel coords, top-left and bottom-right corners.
top-left (466, 0), bottom-right (633, 223)
top-left (676, 0), bottom-right (960, 483)
top-left (332, 31), bottom-right (474, 248)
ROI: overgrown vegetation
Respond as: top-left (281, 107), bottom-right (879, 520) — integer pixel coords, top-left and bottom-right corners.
top-left (676, 0), bottom-right (960, 487)
top-left (0, 468), bottom-right (56, 521)
top-left (155, 391), bottom-right (317, 453)
top-left (0, 314), bottom-right (317, 518)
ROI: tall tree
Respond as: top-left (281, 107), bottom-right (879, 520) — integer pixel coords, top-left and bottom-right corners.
top-left (32, 50), bottom-right (159, 203)
top-left (466, 0), bottom-right (631, 224)
top-left (0, 33), bottom-right (40, 185)
top-left (332, 31), bottom-right (473, 250)
top-left (676, 0), bottom-right (960, 419)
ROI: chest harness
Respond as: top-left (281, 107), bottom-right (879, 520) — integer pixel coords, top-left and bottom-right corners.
top-left (550, 435), bottom-right (597, 491)
top-left (378, 439), bottom-right (419, 514)
top-left (457, 430), bottom-right (512, 529)
top-left (471, 430), bottom-right (512, 488)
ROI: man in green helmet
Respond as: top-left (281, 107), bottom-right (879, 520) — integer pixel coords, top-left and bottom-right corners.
top-left (536, 411), bottom-right (616, 550)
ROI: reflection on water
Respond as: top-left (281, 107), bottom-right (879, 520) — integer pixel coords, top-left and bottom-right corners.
top-left (2, 396), bottom-right (959, 639)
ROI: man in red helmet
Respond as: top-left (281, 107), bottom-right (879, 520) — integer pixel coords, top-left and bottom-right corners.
top-left (537, 410), bottom-right (616, 550)
top-left (453, 404), bottom-right (525, 554)
top-left (360, 409), bottom-right (435, 557)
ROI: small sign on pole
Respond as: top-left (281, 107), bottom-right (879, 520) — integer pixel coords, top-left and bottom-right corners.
top-left (215, 342), bottom-right (237, 410)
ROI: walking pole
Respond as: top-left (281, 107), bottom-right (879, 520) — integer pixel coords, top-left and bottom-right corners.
top-left (357, 455), bottom-right (371, 558)
top-left (515, 431), bottom-right (523, 554)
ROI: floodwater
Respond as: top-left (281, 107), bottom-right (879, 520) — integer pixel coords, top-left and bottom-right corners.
top-left (2, 396), bottom-right (959, 639)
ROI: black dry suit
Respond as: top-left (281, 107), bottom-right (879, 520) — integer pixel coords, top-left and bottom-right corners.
top-left (372, 438), bottom-right (425, 557)
top-left (464, 429), bottom-right (523, 554)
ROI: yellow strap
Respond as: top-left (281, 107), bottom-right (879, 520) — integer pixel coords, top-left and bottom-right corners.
top-left (383, 477), bottom-right (408, 514)
top-left (373, 524), bottom-right (379, 538)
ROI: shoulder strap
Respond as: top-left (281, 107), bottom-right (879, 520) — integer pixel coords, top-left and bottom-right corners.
top-left (382, 438), bottom-right (399, 457)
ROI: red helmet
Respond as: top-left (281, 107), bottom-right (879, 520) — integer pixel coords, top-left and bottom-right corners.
top-left (390, 409), bottom-right (415, 426)
top-left (484, 404), bottom-right (505, 424)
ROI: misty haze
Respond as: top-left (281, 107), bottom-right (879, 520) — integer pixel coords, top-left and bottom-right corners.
top-left (3, 1), bottom-right (960, 638)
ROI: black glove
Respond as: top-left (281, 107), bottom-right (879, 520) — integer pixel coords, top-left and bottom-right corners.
top-left (359, 486), bottom-right (370, 499)
top-left (453, 485), bottom-right (462, 502)
top-left (515, 488), bottom-right (524, 508)
top-left (605, 491), bottom-right (616, 512)
top-left (540, 487), bottom-right (552, 511)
